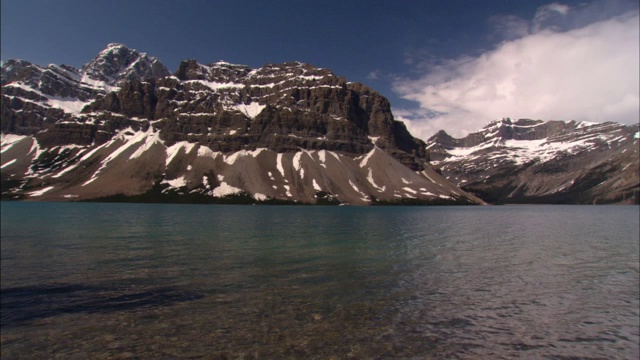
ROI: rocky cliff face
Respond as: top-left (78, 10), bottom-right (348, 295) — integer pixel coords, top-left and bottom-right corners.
top-left (82, 59), bottom-right (426, 168)
top-left (426, 118), bottom-right (640, 204)
top-left (1, 44), bottom-right (479, 205)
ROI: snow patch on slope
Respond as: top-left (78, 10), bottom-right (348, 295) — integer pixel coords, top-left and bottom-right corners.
top-left (367, 168), bottom-right (386, 192)
top-left (5, 82), bottom-right (92, 115)
top-left (28, 186), bottom-right (55, 197)
top-left (129, 129), bottom-right (164, 159)
top-left (312, 179), bottom-right (322, 191)
top-left (1, 134), bottom-right (28, 153)
top-left (277, 153), bottom-right (285, 177)
top-left (293, 151), bottom-right (304, 179)
top-left (359, 148), bottom-right (376, 168)
top-left (212, 182), bottom-right (243, 197)
top-left (162, 176), bottom-right (187, 188)
top-left (225, 102), bottom-right (266, 119)
top-left (224, 148), bottom-right (266, 165)
top-left (1, 159), bottom-right (17, 168)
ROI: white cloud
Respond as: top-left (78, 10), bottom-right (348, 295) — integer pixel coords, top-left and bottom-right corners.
top-left (393, 7), bottom-right (639, 140)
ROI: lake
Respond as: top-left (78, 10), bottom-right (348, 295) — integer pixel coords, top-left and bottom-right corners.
top-left (1, 202), bottom-right (638, 359)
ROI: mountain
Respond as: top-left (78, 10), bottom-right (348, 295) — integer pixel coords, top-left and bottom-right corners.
top-left (426, 118), bottom-right (639, 204)
top-left (1, 44), bottom-right (482, 205)
top-left (81, 43), bottom-right (170, 85)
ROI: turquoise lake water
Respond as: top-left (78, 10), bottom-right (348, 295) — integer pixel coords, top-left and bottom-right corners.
top-left (1, 202), bottom-right (638, 359)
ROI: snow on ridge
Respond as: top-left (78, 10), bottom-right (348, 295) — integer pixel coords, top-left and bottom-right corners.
top-left (81, 128), bottom-right (148, 186)
top-left (328, 151), bottom-right (342, 163)
top-left (576, 120), bottom-right (598, 129)
top-left (129, 129), bottom-right (164, 160)
top-left (166, 141), bottom-right (196, 166)
top-left (106, 128), bottom-right (149, 162)
top-left (213, 60), bottom-right (247, 68)
top-left (224, 148), bottom-right (267, 165)
top-left (185, 80), bottom-right (244, 91)
top-left (197, 145), bottom-right (219, 158)
top-left (359, 147), bottom-right (377, 168)
top-left (27, 138), bottom-right (46, 162)
top-left (223, 150), bottom-right (245, 165)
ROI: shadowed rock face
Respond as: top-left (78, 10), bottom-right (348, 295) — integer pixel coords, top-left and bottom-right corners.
top-left (1, 44), bottom-right (480, 205)
top-left (426, 118), bottom-right (640, 204)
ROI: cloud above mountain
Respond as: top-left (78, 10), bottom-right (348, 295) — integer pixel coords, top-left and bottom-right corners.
top-left (393, 1), bottom-right (639, 139)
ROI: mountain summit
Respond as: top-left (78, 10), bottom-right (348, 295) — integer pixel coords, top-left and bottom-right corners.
top-left (1, 44), bottom-right (481, 205)
top-left (81, 43), bottom-right (170, 85)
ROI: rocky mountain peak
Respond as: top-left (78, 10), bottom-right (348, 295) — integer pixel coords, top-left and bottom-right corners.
top-left (427, 130), bottom-right (455, 148)
top-left (1, 59), bottom-right (35, 86)
top-left (81, 43), bottom-right (170, 85)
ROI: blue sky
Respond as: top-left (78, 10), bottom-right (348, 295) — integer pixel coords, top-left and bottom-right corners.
top-left (2, 0), bottom-right (638, 138)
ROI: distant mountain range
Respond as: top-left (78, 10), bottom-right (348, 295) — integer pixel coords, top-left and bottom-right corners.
top-left (1, 44), bottom-right (637, 204)
top-left (426, 118), bottom-right (639, 204)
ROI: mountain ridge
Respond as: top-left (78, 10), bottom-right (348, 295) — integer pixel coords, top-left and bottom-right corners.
top-left (426, 118), bottom-right (639, 204)
top-left (1, 43), bottom-right (482, 205)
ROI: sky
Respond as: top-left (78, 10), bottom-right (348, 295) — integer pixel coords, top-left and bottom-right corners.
top-left (2, 0), bottom-right (638, 139)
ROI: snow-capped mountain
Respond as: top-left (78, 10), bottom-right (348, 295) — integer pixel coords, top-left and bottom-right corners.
top-left (0, 43), bottom-right (169, 132)
top-left (426, 118), bottom-right (639, 204)
top-left (1, 44), bottom-right (481, 205)
top-left (81, 43), bottom-right (170, 85)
